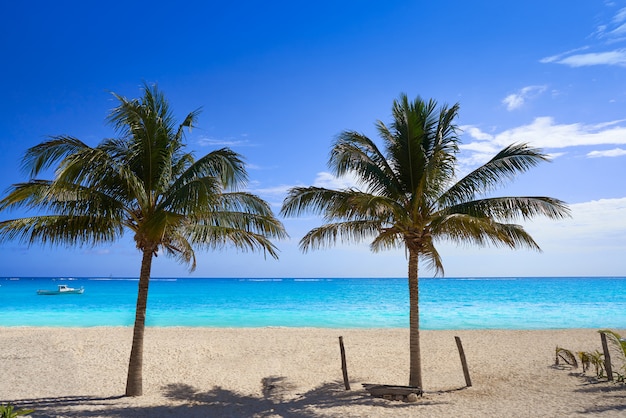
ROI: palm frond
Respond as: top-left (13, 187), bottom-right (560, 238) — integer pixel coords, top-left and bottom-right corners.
top-left (299, 220), bottom-right (382, 252)
top-left (21, 136), bottom-right (91, 178)
top-left (185, 190), bottom-right (287, 256)
top-left (187, 224), bottom-right (281, 259)
top-left (555, 346), bottom-right (578, 368)
top-left (435, 213), bottom-right (541, 250)
top-left (0, 215), bottom-right (122, 247)
top-left (442, 143), bottom-right (550, 205)
top-left (599, 330), bottom-right (626, 373)
top-left (0, 180), bottom-right (55, 212)
top-left (281, 187), bottom-right (351, 218)
top-left (173, 148), bottom-right (248, 191)
top-left (369, 227), bottom-right (405, 252)
top-left (599, 330), bottom-right (626, 355)
top-left (161, 230), bottom-right (197, 271)
top-left (162, 176), bottom-right (222, 214)
top-left (445, 196), bottom-right (571, 222)
top-left (0, 180), bottom-right (127, 221)
top-left (330, 131), bottom-right (399, 197)
top-left (174, 108), bottom-right (202, 144)
top-left (420, 243), bottom-right (445, 276)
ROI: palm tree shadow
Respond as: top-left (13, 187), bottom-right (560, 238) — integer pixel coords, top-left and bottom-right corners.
top-left (573, 380), bottom-right (626, 415)
top-left (161, 376), bottom-right (448, 417)
top-left (6, 378), bottom-right (448, 417)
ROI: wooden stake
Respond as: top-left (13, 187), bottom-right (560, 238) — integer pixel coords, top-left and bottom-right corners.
top-left (600, 332), bottom-right (613, 381)
top-left (339, 336), bottom-right (351, 390)
top-left (455, 336), bottom-right (472, 387)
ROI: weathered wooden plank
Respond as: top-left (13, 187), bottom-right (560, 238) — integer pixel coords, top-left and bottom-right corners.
top-left (339, 336), bottom-right (351, 390)
top-left (362, 383), bottom-right (423, 398)
top-left (455, 336), bottom-right (472, 387)
top-left (600, 332), bottom-right (614, 381)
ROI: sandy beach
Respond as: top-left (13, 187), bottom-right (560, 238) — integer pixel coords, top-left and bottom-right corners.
top-left (1, 327), bottom-right (625, 417)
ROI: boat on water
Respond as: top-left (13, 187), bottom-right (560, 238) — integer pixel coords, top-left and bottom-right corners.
top-left (36, 284), bottom-right (84, 295)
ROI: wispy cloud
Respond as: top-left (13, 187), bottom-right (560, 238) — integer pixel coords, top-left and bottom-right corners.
top-left (523, 197), bottom-right (626, 251)
top-left (587, 147), bottom-right (626, 157)
top-left (541, 5), bottom-right (626, 67)
top-left (196, 135), bottom-right (252, 148)
top-left (251, 184), bottom-right (293, 197)
top-left (547, 49), bottom-right (626, 67)
top-left (251, 171), bottom-right (359, 198)
top-left (463, 117), bottom-right (626, 148)
top-left (460, 116), bottom-right (626, 167)
top-left (313, 171), bottom-right (360, 189)
top-left (540, 46), bottom-right (590, 64)
top-left (502, 85), bottom-right (547, 110)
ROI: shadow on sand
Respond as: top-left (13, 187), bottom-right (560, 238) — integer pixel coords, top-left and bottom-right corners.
top-left (5, 377), bottom-right (449, 417)
top-left (574, 381), bottom-right (626, 415)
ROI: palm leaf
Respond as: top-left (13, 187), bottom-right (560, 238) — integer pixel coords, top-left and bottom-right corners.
top-left (442, 143), bottom-right (550, 205)
top-left (599, 330), bottom-right (626, 374)
top-left (21, 136), bottom-right (90, 178)
top-left (444, 196), bottom-right (571, 222)
top-left (555, 346), bottom-right (578, 368)
top-left (299, 220), bottom-right (382, 252)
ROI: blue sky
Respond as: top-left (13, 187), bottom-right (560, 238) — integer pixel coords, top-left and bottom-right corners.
top-left (1, 0), bottom-right (625, 278)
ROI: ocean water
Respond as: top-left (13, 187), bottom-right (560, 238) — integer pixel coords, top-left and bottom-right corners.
top-left (1, 277), bottom-right (625, 329)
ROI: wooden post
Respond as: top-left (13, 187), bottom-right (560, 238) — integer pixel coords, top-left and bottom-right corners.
top-left (339, 336), bottom-right (351, 390)
top-left (455, 336), bottom-right (472, 387)
top-left (600, 332), bottom-right (613, 381)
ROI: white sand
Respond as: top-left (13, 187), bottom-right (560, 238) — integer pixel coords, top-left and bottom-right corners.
top-left (1, 327), bottom-right (625, 417)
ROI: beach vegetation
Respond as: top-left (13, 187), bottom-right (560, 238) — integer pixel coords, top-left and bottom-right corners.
top-left (599, 329), bottom-right (626, 379)
top-left (0, 83), bottom-right (287, 396)
top-left (587, 350), bottom-right (606, 378)
top-left (577, 350), bottom-right (590, 372)
top-left (599, 329), bottom-right (626, 355)
top-left (0, 404), bottom-right (34, 418)
top-left (555, 346), bottom-right (578, 368)
top-left (556, 330), bottom-right (626, 382)
top-left (281, 94), bottom-right (570, 388)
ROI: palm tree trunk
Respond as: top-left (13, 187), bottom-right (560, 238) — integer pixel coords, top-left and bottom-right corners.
top-left (408, 248), bottom-right (422, 388)
top-left (125, 247), bottom-right (153, 396)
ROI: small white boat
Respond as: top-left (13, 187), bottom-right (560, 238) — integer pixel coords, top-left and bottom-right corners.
top-left (37, 284), bottom-right (85, 295)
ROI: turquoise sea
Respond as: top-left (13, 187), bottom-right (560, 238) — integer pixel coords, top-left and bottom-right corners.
top-left (1, 277), bottom-right (625, 329)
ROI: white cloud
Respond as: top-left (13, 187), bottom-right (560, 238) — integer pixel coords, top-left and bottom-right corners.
top-left (460, 125), bottom-right (493, 141)
top-left (502, 85), bottom-right (547, 111)
top-left (462, 117), bottom-right (626, 150)
top-left (249, 172), bottom-right (362, 213)
top-left (458, 116), bottom-right (626, 170)
top-left (502, 94), bottom-right (524, 111)
top-left (196, 135), bottom-right (252, 147)
top-left (613, 7), bottom-right (626, 24)
top-left (586, 147), bottom-right (626, 157)
top-left (457, 141), bottom-right (499, 167)
top-left (252, 184), bottom-right (293, 197)
top-left (523, 197), bottom-right (626, 251)
top-left (313, 171), bottom-right (360, 189)
top-left (542, 6), bottom-right (626, 68)
top-left (611, 22), bottom-right (626, 36)
top-left (552, 49), bottom-right (626, 67)
top-left (540, 46), bottom-right (590, 64)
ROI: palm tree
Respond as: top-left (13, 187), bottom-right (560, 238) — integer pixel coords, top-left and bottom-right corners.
top-left (0, 83), bottom-right (287, 396)
top-left (280, 94), bottom-right (570, 388)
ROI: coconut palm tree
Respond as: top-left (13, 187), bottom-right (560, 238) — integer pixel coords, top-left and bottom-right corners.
top-left (0, 83), bottom-right (287, 396)
top-left (280, 94), bottom-right (570, 388)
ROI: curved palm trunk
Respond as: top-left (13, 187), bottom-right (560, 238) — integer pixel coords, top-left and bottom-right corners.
top-left (125, 248), bottom-right (153, 396)
top-left (408, 248), bottom-right (422, 388)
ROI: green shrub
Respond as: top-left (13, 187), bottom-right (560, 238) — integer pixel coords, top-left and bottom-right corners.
top-left (0, 404), bottom-right (34, 418)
